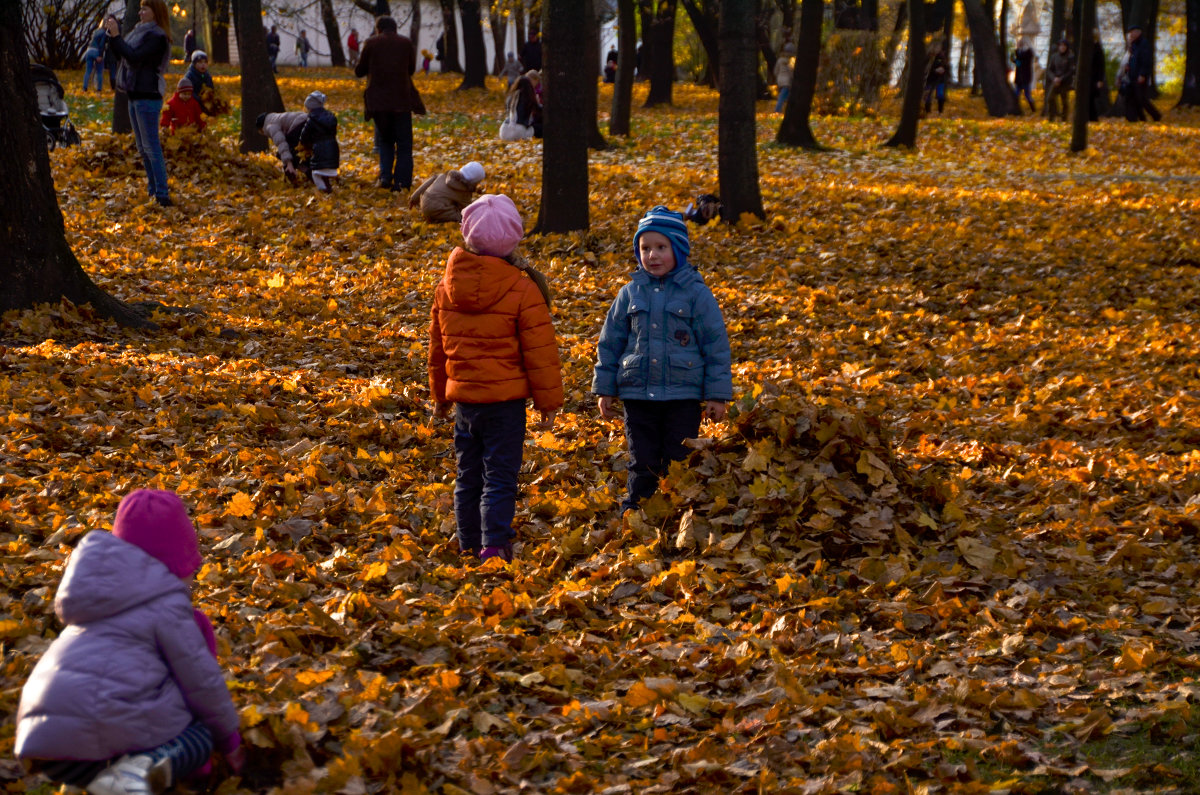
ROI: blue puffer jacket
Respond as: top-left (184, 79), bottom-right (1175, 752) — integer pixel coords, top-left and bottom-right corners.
top-left (593, 263), bottom-right (733, 402)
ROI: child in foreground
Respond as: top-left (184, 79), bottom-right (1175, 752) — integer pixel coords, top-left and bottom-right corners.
top-left (15, 490), bottom-right (243, 795)
top-left (429, 194), bottom-right (563, 562)
top-left (593, 206), bottom-right (734, 513)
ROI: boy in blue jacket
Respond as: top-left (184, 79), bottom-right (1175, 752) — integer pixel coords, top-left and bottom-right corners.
top-left (593, 206), bottom-right (734, 513)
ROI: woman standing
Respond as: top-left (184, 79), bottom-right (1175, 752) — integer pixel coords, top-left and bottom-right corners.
top-left (106, 0), bottom-right (173, 207)
top-left (82, 19), bottom-right (107, 92)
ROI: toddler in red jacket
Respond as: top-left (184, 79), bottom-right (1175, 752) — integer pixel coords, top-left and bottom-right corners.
top-left (428, 194), bottom-right (564, 562)
top-left (160, 77), bottom-right (206, 134)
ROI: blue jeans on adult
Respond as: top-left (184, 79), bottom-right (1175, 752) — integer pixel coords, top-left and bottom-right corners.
top-left (128, 98), bottom-right (169, 201)
top-left (622, 399), bottom-right (703, 513)
top-left (1014, 82), bottom-right (1035, 110)
top-left (372, 110), bottom-right (413, 189)
top-left (774, 85), bottom-right (790, 113)
top-left (83, 50), bottom-right (103, 91)
top-left (453, 399), bottom-right (526, 553)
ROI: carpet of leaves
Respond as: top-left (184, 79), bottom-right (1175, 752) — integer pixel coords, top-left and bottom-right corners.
top-left (3, 68), bottom-right (1200, 794)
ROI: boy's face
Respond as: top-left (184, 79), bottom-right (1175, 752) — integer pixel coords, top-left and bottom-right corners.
top-left (195, 57), bottom-right (208, 72)
top-left (180, 88), bottom-right (193, 99)
top-left (638, 231), bottom-right (676, 278)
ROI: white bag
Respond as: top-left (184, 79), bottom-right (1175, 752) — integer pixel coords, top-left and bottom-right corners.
top-left (498, 110), bottom-right (534, 141)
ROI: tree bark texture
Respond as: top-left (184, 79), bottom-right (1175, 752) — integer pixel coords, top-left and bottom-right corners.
top-left (410, 0), bottom-right (421, 45)
top-left (718, 0), bottom-right (765, 221)
top-left (210, 0), bottom-right (230, 62)
top-left (776, 0), bottom-right (823, 148)
top-left (610, 0), bottom-right (637, 134)
top-left (440, 0), bottom-right (463, 72)
top-left (642, 0), bottom-right (677, 106)
top-left (1181, 0), bottom-right (1200, 105)
top-left (320, 0), bottom-right (347, 67)
top-left (235, 0), bottom-right (285, 153)
top-left (962, 0), bottom-right (1019, 115)
top-left (0, 0), bottom-right (149, 326)
top-left (1069, 0), bottom-right (1096, 151)
top-left (536, 0), bottom-right (590, 232)
top-left (458, 0), bottom-right (489, 88)
top-left (884, 0), bottom-right (924, 147)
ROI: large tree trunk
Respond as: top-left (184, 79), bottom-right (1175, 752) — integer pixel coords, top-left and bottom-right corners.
top-left (515, 3), bottom-right (526, 60)
top-left (718, 0), bottom-right (765, 221)
top-left (884, 0), bottom-right (907, 77)
top-left (1, 1), bottom-right (150, 327)
top-left (320, 0), bottom-right (347, 66)
top-left (536, 0), bottom-right (590, 232)
top-left (642, 0), bottom-right (677, 106)
top-left (235, 0), bottom-right (285, 153)
top-left (680, 0), bottom-right (719, 86)
top-left (584, 0), bottom-right (608, 148)
top-left (440, 0), bottom-right (463, 72)
top-left (610, 0), bottom-right (637, 134)
top-left (1181, 0), bottom-right (1200, 105)
top-left (210, 0), bottom-right (230, 62)
top-left (777, 0), bottom-right (823, 148)
top-left (457, 0), bottom-right (488, 88)
top-left (1069, 0), bottom-right (1096, 151)
top-left (962, 0), bottom-right (1019, 115)
top-left (1044, 0), bottom-right (1066, 112)
top-left (488, 0), bottom-right (507, 74)
top-left (410, 0), bottom-right (421, 44)
top-left (884, 0), bottom-right (924, 147)
top-left (111, 2), bottom-right (141, 134)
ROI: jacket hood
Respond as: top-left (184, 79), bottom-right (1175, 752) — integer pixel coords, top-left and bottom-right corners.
top-left (442, 247), bottom-right (523, 312)
top-left (445, 170), bottom-right (472, 191)
top-left (56, 531), bottom-right (190, 625)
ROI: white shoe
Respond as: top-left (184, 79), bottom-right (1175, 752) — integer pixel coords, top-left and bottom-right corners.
top-left (86, 754), bottom-right (169, 795)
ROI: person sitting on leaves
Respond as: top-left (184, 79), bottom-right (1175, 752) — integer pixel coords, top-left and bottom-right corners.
top-left (297, 91), bottom-right (340, 193)
top-left (409, 161), bottom-right (485, 223)
top-left (684, 193), bottom-right (721, 225)
top-left (160, 77), bottom-right (206, 134)
top-left (256, 109), bottom-right (307, 183)
top-left (184, 51), bottom-right (228, 116)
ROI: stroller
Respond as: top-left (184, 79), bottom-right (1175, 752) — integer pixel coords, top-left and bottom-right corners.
top-left (31, 63), bottom-right (81, 150)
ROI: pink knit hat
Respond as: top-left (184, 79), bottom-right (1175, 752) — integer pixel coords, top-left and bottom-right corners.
top-left (461, 194), bottom-right (524, 257)
top-left (111, 490), bottom-right (201, 579)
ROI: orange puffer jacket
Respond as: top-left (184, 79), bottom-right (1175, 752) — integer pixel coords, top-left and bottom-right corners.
top-left (429, 247), bottom-right (563, 412)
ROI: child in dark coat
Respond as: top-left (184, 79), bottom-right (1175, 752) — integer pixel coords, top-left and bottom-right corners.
top-left (15, 490), bottom-right (243, 795)
top-left (298, 91), bottom-right (340, 192)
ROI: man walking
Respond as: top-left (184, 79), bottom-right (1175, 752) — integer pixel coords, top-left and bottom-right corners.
top-left (355, 16), bottom-right (417, 191)
top-left (1124, 25), bottom-right (1162, 122)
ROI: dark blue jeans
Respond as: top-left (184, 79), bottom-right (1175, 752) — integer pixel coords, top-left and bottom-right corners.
top-left (372, 110), bottom-right (413, 188)
top-left (454, 400), bottom-right (526, 551)
top-left (622, 399), bottom-right (702, 512)
top-left (128, 98), bottom-right (169, 201)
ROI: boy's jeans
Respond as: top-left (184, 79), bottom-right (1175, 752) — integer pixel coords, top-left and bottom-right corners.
top-left (128, 98), bottom-right (169, 200)
top-left (372, 110), bottom-right (413, 188)
top-left (622, 399), bottom-right (702, 513)
top-left (454, 400), bottom-right (526, 551)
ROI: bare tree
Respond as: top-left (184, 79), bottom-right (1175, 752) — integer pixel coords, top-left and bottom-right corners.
top-left (609, 0), bottom-right (637, 135)
top-left (1070, 0), bottom-right (1097, 151)
top-left (319, 0), bottom-right (346, 66)
top-left (235, 0), bottom-right (285, 153)
top-left (641, 0), bottom-right (677, 106)
top-left (440, 0), bottom-right (463, 71)
top-left (961, 0), bottom-right (1019, 115)
top-left (21, 0), bottom-right (110, 68)
top-left (777, 0), bottom-right (825, 149)
top-left (1, 0), bottom-right (150, 328)
top-left (718, 0), bottom-right (765, 221)
top-left (458, 0), bottom-right (488, 88)
top-left (536, 0), bottom-right (590, 232)
top-left (884, 0), bottom-right (924, 147)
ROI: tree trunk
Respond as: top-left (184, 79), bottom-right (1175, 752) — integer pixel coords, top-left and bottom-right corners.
top-left (1045, 0), bottom-right (1066, 111)
top-left (861, 0), bottom-right (878, 29)
top-left (440, 0), bottom-right (463, 72)
top-left (680, 0), bottom-right (720, 86)
top-left (488, 0), bottom-right (507, 74)
top-left (515, 4), bottom-right (526, 60)
top-left (457, 0), bottom-right (488, 88)
top-left (643, 0), bottom-right (677, 106)
top-left (1069, 0), bottom-right (1096, 150)
top-left (777, 0), bottom-right (823, 148)
top-left (235, 0), bottom-right (285, 153)
top-left (410, 0), bottom-right (421, 47)
top-left (320, 0), bottom-right (346, 67)
top-left (1180, 0), bottom-right (1200, 105)
top-left (210, 0), bottom-right (230, 62)
top-left (111, 2), bottom-right (141, 134)
top-left (536, 0), bottom-right (590, 232)
top-left (1, 1), bottom-right (150, 327)
top-left (1145, 0), bottom-right (1160, 91)
top-left (884, 0), bottom-right (907, 77)
top-left (718, 0), bottom-right (765, 221)
top-left (610, 0), bottom-right (637, 134)
top-left (962, 0), bottom-right (1019, 115)
top-left (585, 0), bottom-right (609, 148)
top-left (884, 0), bottom-right (924, 147)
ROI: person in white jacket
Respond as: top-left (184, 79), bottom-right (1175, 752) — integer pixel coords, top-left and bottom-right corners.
top-left (255, 110), bottom-right (307, 180)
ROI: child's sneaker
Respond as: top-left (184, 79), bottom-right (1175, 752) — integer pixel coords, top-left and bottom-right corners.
top-left (479, 545), bottom-right (513, 563)
top-left (86, 753), bottom-right (168, 795)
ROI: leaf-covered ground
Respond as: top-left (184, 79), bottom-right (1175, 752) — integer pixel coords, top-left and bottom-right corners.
top-left (4, 69), bottom-right (1200, 794)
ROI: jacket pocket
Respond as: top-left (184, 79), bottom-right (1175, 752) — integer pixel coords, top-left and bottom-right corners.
top-left (667, 352), bottom-right (704, 387)
top-left (618, 353), bottom-right (645, 388)
top-left (625, 300), bottom-right (648, 339)
top-left (665, 300), bottom-right (696, 347)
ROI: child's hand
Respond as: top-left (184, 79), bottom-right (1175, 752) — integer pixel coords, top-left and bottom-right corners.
top-left (597, 396), bottom-right (618, 419)
top-left (702, 400), bottom-right (727, 422)
top-left (536, 410), bottom-right (557, 430)
top-left (433, 402), bottom-right (453, 421)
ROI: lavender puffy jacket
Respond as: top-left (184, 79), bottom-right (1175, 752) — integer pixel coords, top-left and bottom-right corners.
top-left (15, 531), bottom-right (240, 761)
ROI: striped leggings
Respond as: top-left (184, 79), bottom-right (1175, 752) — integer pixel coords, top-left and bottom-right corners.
top-left (37, 722), bottom-right (213, 787)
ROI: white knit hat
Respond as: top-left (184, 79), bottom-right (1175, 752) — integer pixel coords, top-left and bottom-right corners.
top-left (304, 91), bottom-right (326, 110)
top-left (459, 161), bottom-right (485, 185)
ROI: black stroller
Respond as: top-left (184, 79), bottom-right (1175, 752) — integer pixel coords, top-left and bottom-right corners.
top-left (31, 63), bottom-right (81, 150)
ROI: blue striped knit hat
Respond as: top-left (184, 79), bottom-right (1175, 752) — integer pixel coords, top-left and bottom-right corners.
top-left (634, 206), bottom-right (690, 270)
